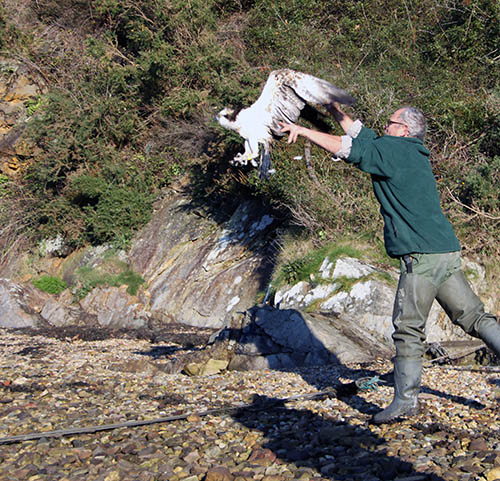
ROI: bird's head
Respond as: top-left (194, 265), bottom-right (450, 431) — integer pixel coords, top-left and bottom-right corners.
top-left (215, 107), bottom-right (239, 131)
top-left (216, 107), bottom-right (236, 121)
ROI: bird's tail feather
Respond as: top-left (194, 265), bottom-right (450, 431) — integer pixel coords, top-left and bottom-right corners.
top-left (259, 147), bottom-right (272, 180)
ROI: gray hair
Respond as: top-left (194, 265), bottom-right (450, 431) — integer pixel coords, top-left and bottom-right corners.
top-left (399, 106), bottom-right (426, 141)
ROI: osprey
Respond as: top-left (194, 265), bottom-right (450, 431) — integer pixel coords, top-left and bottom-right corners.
top-left (216, 69), bottom-right (355, 179)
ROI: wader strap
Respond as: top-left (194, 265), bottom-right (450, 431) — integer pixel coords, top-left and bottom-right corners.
top-left (402, 254), bottom-right (413, 274)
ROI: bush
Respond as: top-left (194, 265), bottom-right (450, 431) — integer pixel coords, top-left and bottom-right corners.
top-left (33, 275), bottom-right (67, 295)
top-left (0, 0), bottom-right (498, 263)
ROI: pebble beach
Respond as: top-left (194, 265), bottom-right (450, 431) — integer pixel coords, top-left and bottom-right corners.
top-left (0, 326), bottom-right (499, 481)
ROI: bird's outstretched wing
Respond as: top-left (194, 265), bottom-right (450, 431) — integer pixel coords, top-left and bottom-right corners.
top-left (253, 69), bottom-right (355, 137)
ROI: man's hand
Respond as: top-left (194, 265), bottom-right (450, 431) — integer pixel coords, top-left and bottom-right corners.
top-left (279, 121), bottom-right (343, 154)
top-left (326, 101), bottom-right (353, 134)
top-left (279, 122), bottom-right (303, 144)
top-left (325, 101), bottom-right (343, 118)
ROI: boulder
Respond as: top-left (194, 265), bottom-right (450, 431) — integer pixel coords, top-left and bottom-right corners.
top-left (79, 286), bottom-right (150, 328)
top-left (39, 291), bottom-right (81, 327)
top-left (184, 359), bottom-right (229, 376)
top-left (130, 194), bottom-right (276, 328)
top-left (275, 256), bottom-right (471, 344)
top-left (0, 278), bottom-right (49, 328)
top-left (217, 305), bottom-right (393, 370)
top-left (0, 279), bottom-right (150, 330)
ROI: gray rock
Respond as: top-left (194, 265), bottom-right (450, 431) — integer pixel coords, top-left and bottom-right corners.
top-left (0, 279), bottom-right (48, 328)
top-left (221, 306), bottom-right (393, 370)
top-left (130, 195), bottom-right (276, 328)
top-left (79, 286), bottom-right (149, 328)
top-left (40, 295), bottom-right (80, 327)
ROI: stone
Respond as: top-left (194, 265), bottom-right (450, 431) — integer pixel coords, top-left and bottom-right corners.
top-left (248, 448), bottom-right (276, 466)
top-left (0, 279), bottom-right (49, 328)
top-left (205, 467), bottom-right (234, 481)
top-left (80, 286), bottom-right (150, 328)
top-left (201, 359), bottom-right (229, 375)
top-left (468, 437), bottom-right (488, 452)
top-left (486, 468), bottom-right (500, 481)
top-left (1, 326), bottom-right (500, 481)
top-left (40, 296), bottom-right (80, 327)
top-left (104, 472), bottom-right (121, 481)
top-left (129, 197), bottom-right (276, 328)
top-left (331, 257), bottom-right (376, 279)
top-left (223, 305), bottom-right (393, 369)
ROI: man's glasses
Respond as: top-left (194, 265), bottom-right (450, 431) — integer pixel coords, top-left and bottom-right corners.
top-left (385, 120), bottom-right (407, 128)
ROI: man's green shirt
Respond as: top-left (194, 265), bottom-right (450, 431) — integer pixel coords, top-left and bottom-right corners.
top-left (346, 126), bottom-right (461, 258)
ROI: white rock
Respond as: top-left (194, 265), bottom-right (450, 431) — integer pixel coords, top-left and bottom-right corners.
top-left (320, 291), bottom-right (350, 311)
top-left (226, 296), bottom-right (240, 312)
top-left (302, 283), bottom-right (338, 306)
top-left (319, 257), bottom-right (334, 279)
top-left (332, 257), bottom-right (375, 279)
top-left (275, 281), bottom-right (309, 308)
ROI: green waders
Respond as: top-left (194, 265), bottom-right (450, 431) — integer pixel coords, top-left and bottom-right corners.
top-left (373, 252), bottom-right (500, 424)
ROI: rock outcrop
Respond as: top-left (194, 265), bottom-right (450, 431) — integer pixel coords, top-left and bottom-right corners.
top-left (0, 279), bottom-right (49, 328)
top-left (0, 58), bottom-right (45, 177)
top-left (130, 195), bottom-right (276, 328)
top-left (0, 190), bottom-right (496, 369)
top-left (220, 305), bottom-right (394, 370)
top-left (274, 256), bottom-right (474, 345)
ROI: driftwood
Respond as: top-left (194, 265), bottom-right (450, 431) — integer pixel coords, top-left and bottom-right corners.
top-left (424, 344), bottom-right (487, 367)
top-left (0, 385), bottom-right (360, 445)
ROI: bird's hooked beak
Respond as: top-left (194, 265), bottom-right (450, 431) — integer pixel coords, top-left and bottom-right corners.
top-left (215, 107), bottom-right (233, 121)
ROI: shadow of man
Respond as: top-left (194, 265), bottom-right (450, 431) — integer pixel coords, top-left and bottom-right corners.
top-left (233, 393), bottom-right (445, 481)
top-left (213, 305), bottom-right (490, 480)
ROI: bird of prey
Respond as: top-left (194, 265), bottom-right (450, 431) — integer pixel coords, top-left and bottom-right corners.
top-left (216, 69), bottom-right (355, 179)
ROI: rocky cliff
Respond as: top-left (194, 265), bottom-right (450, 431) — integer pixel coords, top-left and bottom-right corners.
top-left (0, 58), bottom-right (497, 369)
top-left (0, 58), bottom-right (44, 177)
top-left (2, 185), bottom-right (497, 368)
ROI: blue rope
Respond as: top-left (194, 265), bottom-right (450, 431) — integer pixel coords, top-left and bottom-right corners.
top-left (355, 375), bottom-right (383, 391)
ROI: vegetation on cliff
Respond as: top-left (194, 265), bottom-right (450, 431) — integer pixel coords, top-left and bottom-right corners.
top-left (0, 0), bottom-right (498, 270)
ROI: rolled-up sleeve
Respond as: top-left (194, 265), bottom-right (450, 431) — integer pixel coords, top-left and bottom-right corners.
top-left (347, 119), bottom-right (363, 138)
top-left (332, 119), bottom-right (364, 160)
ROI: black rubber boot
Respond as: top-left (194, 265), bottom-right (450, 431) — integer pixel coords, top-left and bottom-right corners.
top-left (478, 319), bottom-right (500, 359)
top-left (372, 357), bottom-right (421, 424)
top-left (436, 270), bottom-right (500, 359)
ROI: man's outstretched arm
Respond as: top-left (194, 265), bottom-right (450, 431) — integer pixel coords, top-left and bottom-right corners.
top-left (279, 122), bottom-right (343, 154)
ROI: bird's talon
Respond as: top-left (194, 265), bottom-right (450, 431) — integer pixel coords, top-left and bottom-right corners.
top-left (231, 155), bottom-right (248, 166)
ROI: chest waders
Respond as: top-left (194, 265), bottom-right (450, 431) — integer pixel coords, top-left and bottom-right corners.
top-left (373, 253), bottom-right (500, 424)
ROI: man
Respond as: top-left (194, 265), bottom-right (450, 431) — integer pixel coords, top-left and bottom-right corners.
top-left (280, 104), bottom-right (500, 423)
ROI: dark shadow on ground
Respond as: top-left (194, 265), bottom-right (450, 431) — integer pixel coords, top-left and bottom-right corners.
top-left (488, 377), bottom-right (500, 387)
top-left (234, 394), bottom-right (445, 481)
top-left (216, 307), bottom-right (486, 412)
top-left (134, 344), bottom-right (205, 358)
top-left (217, 306), bottom-right (489, 480)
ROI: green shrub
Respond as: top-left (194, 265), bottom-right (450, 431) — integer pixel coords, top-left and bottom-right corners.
top-left (0, 0), bottom-right (498, 264)
top-left (460, 156), bottom-right (500, 214)
top-left (0, 174), bottom-right (9, 199)
top-left (33, 275), bottom-right (67, 295)
top-left (73, 264), bottom-right (144, 300)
